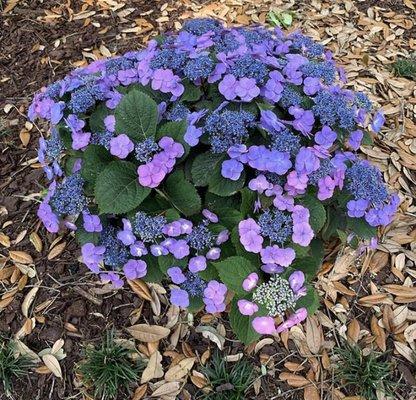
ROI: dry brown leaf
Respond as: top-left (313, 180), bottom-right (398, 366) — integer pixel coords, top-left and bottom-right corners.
top-left (190, 374), bottom-right (207, 389)
top-left (47, 242), bottom-right (66, 260)
top-left (22, 286), bottom-right (40, 318)
top-left (347, 319), bottom-right (360, 344)
top-left (128, 279), bottom-right (153, 301)
top-left (279, 372), bottom-right (310, 388)
top-left (254, 338), bottom-right (274, 354)
top-left (284, 362), bottom-right (305, 372)
top-left (42, 354), bottom-right (62, 378)
top-left (29, 232), bottom-right (43, 253)
top-left (141, 350), bottom-right (164, 383)
top-left (304, 385), bottom-right (320, 400)
top-left (127, 324), bottom-right (170, 342)
top-left (0, 266), bottom-right (14, 280)
top-left (305, 316), bottom-right (322, 354)
top-left (9, 250), bottom-right (33, 264)
top-left (0, 233), bottom-right (11, 247)
top-left (132, 384), bottom-right (147, 400)
top-left (150, 381), bottom-right (181, 397)
top-left (165, 357), bottom-right (195, 381)
top-left (394, 341), bottom-right (415, 363)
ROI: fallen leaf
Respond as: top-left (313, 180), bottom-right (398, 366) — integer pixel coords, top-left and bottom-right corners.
top-left (279, 372), bottom-right (310, 387)
top-left (195, 326), bottom-right (225, 350)
top-left (21, 286), bottom-right (40, 318)
top-left (42, 354), bottom-right (62, 378)
top-left (128, 279), bottom-right (153, 301)
top-left (127, 324), bottom-right (170, 342)
top-left (9, 250), bottom-right (33, 264)
top-left (150, 381), bottom-right (181, 397)
top-left (132, 384), bottom-right (147, 400)
top-left (165, 357), bottom-right (195, 381)
top-left (141, 350), bottom-right (164, 383)
top-left (305, 316), bottom-right (322, 354)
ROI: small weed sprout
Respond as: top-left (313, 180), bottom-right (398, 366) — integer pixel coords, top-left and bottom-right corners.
top-left (0, 339), bottom-right (33, 397)
top-left (200, 352), bottom-right (256, 400)
top-left (78, 331), bottom-right (144, 400)
top-left (334, 342), bottom-right (396, 400)
top-left (392, 57), bottom-right (416, 80)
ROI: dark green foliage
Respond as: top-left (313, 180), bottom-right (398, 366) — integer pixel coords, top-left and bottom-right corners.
top-left (199, 352), bottom-right (256, 400)
top-left (0, 339), bottom-right (33, 397)
top-left (334, 342), bottom-right (396, 400)
top-left (78, 331), bottom-right (145, 400)
top-left (392, 57), bottom-right (416, 80)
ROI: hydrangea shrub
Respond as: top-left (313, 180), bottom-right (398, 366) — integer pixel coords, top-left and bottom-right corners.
top-left (30, 19), bottom-right (399, 344)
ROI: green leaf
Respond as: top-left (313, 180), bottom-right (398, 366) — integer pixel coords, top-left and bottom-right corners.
top-left (164, 208), bottom-right (181, 222)
top-left (114, 89), bottom-right (158, 140)
top-left (347, 217), bottom-right (377, 239)
top-left (296, 285), bottom-right (320, 315)
top-left (164, 170), bottom-right (201, 217)
top-left (89, 103), bottom-right (109, 133)
top-left (209, 162), bottom-right (246, 197)
top-left (290, 256), bottom-right (320, 281)
top-left (321, 207), bottom-right (346, 241)
top-left (214, 256), bottom-right (257, 296)
top-left (142, 255), bottom-right (164, 283)
top-left (158, 255), bottom-right (187, 274)
top-left (188, 296), bottom-right (204, 313)
top-left (240, 188), bottom-right (256, 216)
top-left (95, 161), bottom-right (150, 214)
top-left (81, 145), bottom-right (113, 183)
top-left (299, 194), bottom-right (326, 233)
top-left (198, 262), bottom-right (219, 281)
top-left (191, 153), bottom-right (223, 187)
top-left (181, 82), bottom-right (202, 102)
top-left (213, 208), bottom-right (244, 230)
top-left (229, 299), bottom-right (260, 345)
top-left (75, 228), bottom-right (101, 246)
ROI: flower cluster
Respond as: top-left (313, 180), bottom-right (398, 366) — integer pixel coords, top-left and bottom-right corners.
top-left (31, 18), bottom-right (398, 343)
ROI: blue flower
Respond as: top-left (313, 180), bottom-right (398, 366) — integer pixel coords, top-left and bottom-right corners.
top-left (132, 212), bottom-right (167, 243)
top-left (182, 18), bottom-right (222, 36)
top-left (49, 174), bottom-right (86, 216)
top-left (99, 226), bottom-right (129, 268)
top-left (258, 209), bottom-right (293, 245)
top-left (134, 138), bottom-right (159, 163)
top-left (186, 224), bottom-right (213, 251)
top-left (180, 272), bottom-right (206, 297)
top-left (270, 129), bottom-right (301, 156)
top-left (301, 61), bottom-right (336, 84)
top-left (166, 104), bottom-right (190, 121)
top-left (184, 55), bottom-right (215, 81)
top-left (150, 48), bottom-right (187, 71)
top-left (230, 55), bottom-right (269, 84)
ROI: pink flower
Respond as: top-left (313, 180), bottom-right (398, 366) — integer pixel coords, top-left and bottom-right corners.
top-left (238, 219), bottom-right (263, 253)
top-left (260, 246), bottom-right (295, 267)
top-left (292, 223), bottom-right (314, 247)
top-left (242, 272), bottom-right (259, 292)
top-left (275, 308), bottom-right (308, 333)
top-left (237, 299), bottom-right (259, 316)
top-left (252, 316), bottom-right (276, 334)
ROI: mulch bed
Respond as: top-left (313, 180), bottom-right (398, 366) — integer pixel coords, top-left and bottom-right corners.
top-left (1, 0), bottom-right (416, 399)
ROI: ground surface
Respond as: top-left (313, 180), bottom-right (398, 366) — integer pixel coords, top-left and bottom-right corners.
top-left (1, 0), bottom-right (416, 399)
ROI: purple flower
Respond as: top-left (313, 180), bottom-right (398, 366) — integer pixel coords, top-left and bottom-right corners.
top-left (237, 299), bottom-right (259, 316)
top-left (238, 218), bottom-right (263, 253)
top-left (202, 209), bottom-right (218, 223)
top-left (203, 280), bottom-right (227, 313)
top-left (151, 69), bottom-right (184, 97)
top-left (288, 271), bottom-right (306, 296)
top-left (123, 259), bottom-right (147, 280)
top-left (170, 288), bottom-right (189, 308)
top-left (276, 308), bottom-right (307, 333)
top-left (71, 131), bottom-right (91, 150)
top-left (289, 106), bottom-right (315, 136)
top-left (248, 175), bottom-right (273, 194)
top-left (348, 129), bottom-right (363, 151)
top-left (117, 218), bottom-right (135, 245)
top-left (83, 213), bottom-right (102, 233)
top-left (261, 263), bottom-right (284, 274)
top-left (150, 244), bottom-right (169, 257)
top-left (130, 241), bottom-right (147, 257)
top-left (221, 159), bottom-right (244, 181)
top-left (347, 199), bottom-right (369, 218)
top-left (292, 223), bottom-right (314, 246)
top-left (38, 202), bottom-right (60, 233)
top-left (104, 115), bottom-right (115, 132)
top-left (317, 176), bottom-right (335, 200)
top-left (167, 267), bottom-right (186, 284)
top-left (315, 126), bottom-right (337, 149)
top-left (235, 77), bottom-right (260, 102)
top-left (263, 71), bottom-right (284, 103)
top-left (110, 134), bottom-right (134, 159)
top-left (260, 245), bottom-right (295, 267)
top-left (295, 147), bottom-right (319, 175)
top-left (169, 239), bottom-right (190, 259)
top-left (189, 256), bottom-right (207, 273)
top-left (138, 163), bottom-right (166, 188)
top-left (242, 272), bottom-right (259, 292)
top-left (178, 218), bottom-right (193, 234)
top-left (81, 243), bottom-right (105, 273)
top-left (216, 230), bottom-right (229, 245)
top-left (206, 247), bottom-right (221, 260)
top-left (163, 221), bottom-right (182, 237)
top-left (252, 316), bottom-right (276, 334)
top-left (303, 77), bottom-right (321, 96)
top-left (370, 111), bottom-right (385, 133)
top-left (184, 125), bottom-right (203, 146)
top-left (100, 272), bottom-right (124, 289)
top-left (218, 74), bottom-right (237, 100)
